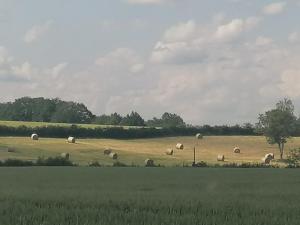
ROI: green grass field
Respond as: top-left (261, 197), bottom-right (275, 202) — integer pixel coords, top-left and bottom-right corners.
top-left (0, 167), bottom-right (299, 225)
top-left (0, 136), bottom-right (299, 166)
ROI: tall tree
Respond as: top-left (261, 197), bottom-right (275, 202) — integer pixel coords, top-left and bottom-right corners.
top-left (257, 98), bottom-right (297, 159)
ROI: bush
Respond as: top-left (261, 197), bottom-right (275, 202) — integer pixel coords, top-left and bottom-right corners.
top-left (88, 161), bottom-right (102, 167)
top-left (112, 161), bottom-right (128, 167)
top-left (1, 159), bottom-right (34, 167)
top-left (36, 156), bottom-right (76, 166)
top-left (286, 148), bottom-right (300, 167)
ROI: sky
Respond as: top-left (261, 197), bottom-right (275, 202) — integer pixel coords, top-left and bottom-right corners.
top-left (0, 0), bottom-right (300, 125)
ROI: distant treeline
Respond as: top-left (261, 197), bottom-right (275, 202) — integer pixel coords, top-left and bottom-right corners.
top-left (0, 124), bottom-right (256, 139)
top-left (0, 97), bottom-right (185, 128)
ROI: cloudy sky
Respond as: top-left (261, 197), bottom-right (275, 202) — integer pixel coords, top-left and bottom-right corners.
top-left (0, 0), bottom-right (299, 125)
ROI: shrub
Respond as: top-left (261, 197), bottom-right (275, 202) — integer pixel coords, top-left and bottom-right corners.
top-left (286, 148), bottom-right (300, 168)
top-left (88, 161), bottom-right (102, 167)
top-left (112, 161), bottom-right (128, 167)
top-left (1, 159), bottom-right (34, 167)
top-left (36, 156), bottom-right (76, 166)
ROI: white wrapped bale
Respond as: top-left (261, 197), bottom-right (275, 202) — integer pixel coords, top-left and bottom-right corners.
top-left (165, 149), bottom-right (174, 155)
top-left (61, 152), bottom-right (70, 160)
top-left (104, 149), bottom-right (112, 155)
top-left (67, 137), bottom-right (76, 143)
top-left (233, 147), bottom-right (240, 153)
top-left (31, 133), bottom-right (39, 140)
top-left (262, 153), bottom-right (274, 164)
top-left (196, 133), bottom-right (203, 139)
top-left (109, 152), bottom-right (118, 160)
top-left (176, 143), bottom-right (184, 150)
top-left (217, 155), bottom-right (225, 161)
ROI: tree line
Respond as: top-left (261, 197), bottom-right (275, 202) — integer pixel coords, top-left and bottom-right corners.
top-left (0, 97), bottom-right (186, 128)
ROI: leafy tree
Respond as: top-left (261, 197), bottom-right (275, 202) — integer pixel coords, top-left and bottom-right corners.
top-left (51, 101), bottom-right (94, 124)
top-left (0, 97), bottom-right (95, 123)
top-left (94, 113), bottom-right (122, 125)
top-left (120, 111), bottom-right (145, 126)
top-left (147, 112), bottom-right (185, 128)
top-left (257, 98), bottom-right (297, 159)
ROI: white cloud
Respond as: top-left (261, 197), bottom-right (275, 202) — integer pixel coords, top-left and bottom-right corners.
top-left (163, 20), bottom-right (196, 42)
top-left (288, 32), bottom-right (299, 43)
top-left (95, 48), bottom-right (143, 73)
top-left (24, 21), bottom-right (53, 43)
top-left (50, 63), bottom-right (68, 78)
top-left (151, 17), bottom-right (260, 64)
top-left (214, 17), bottom-right (260, 41)
top-left (263, 2), bottom-right (286, 15)
top-left (255, 36), bottom-right (273, 46)
top-left (280, 69), bottom-right (300, 97)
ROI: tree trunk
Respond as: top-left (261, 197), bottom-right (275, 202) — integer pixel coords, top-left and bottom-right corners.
top-left (278, 142), bottom-right (284, 159)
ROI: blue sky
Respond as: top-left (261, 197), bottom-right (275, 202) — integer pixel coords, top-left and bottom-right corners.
top-left (0, 0), bottom-right (300, 124)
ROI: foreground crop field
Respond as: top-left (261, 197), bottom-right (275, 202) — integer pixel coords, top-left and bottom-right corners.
top-left (0, 167), bottom-right (299, 225)
top-left (0, 136), bottom-right (300, 166)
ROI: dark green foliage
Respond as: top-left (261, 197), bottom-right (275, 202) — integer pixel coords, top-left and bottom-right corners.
top-left (0, 97), bottom-right (95, 123)
top-left (88, 161), bottom-right (102, 167)
top-left (94, 113), bottom-right (123, 125)
top-left (257, 98), bottom-right (297, 159)
top-left (147, 112), bottom-right (185, 128)
top-left (0, 124), bottom-right (257, 139)
top-left (0, 168), bottom-right (300, 225)
top-left (286, 148), bottom-right (300, 167)
top-left (120, 111), bottom-right (145, 126)
top-left (112, 161), bottom-right (128, 167)
top-left (0, 159), bottom-right (34, 167)
top-left (36, 156), bottom-right (75, 166)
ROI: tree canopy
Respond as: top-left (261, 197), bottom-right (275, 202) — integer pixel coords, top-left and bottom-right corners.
top-left (257, 98), bottom-right (297, 159)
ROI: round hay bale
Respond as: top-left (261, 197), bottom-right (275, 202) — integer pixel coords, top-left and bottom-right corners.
top-left (109, 152), bottom-right (118, 160)
top-left (265, 153), bottom-right (274, 160)
top-left (264, 153), bottom-right (274, 161)
top-left (196, 133), bottom-right (203, 139)
top-left (233, 147), bottom-right (240, 153)
top-left (31, 133), bottom-right (39, 140)
top-left (165, 148), bottom-right (174, 155)
top-left (104, 149), bottom-right (112, 155)
top-left (176, 143), bottom-right (184, 150)
top-left (67, 137), bottom-right (76, 143)
top-left (262, 156), bottom-right (272, 164)
top-left (217, 155), bottom-right (225, 161)
top-left (145, 158), bottom-right (154, 167)
top-left (61, 152), bottom-right (70, 160)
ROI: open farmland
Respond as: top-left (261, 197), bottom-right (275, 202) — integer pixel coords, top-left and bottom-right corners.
top-left (0, 167), bottom-right (300, 225)
top-left (0, 136), bottom-right (300, 166)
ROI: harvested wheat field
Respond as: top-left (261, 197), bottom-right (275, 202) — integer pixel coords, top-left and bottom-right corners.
top-left (0, 136), bottom-right (299, 166)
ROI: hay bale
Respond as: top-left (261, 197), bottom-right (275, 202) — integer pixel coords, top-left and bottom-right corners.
top-left (165, 148), bottom-right (174, 155)
top-left (104, 149), bottom-right (112, 155)
top-left (145, 158), bottom-right (154, 167)
top-left (176, 143), bottom-right (184, 150)
top-left (31, 133), bottom-right (39, 140)
top-left (265, 153), bottom-right (274, 159)
top-left (196, 133), bottom-right (203, 139)
top-left (67, 137), bottom-right (76, 143)
top-left (217, 155), bottom-right (225, 161)
top-left (262, 153), bottom-right (274, 164)
top-left (61, 152), bottom-right (70, 160)
top-left (109, 152), bottom-right (118, 160)
top-left (233, 147), bottom-right (240, 153)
